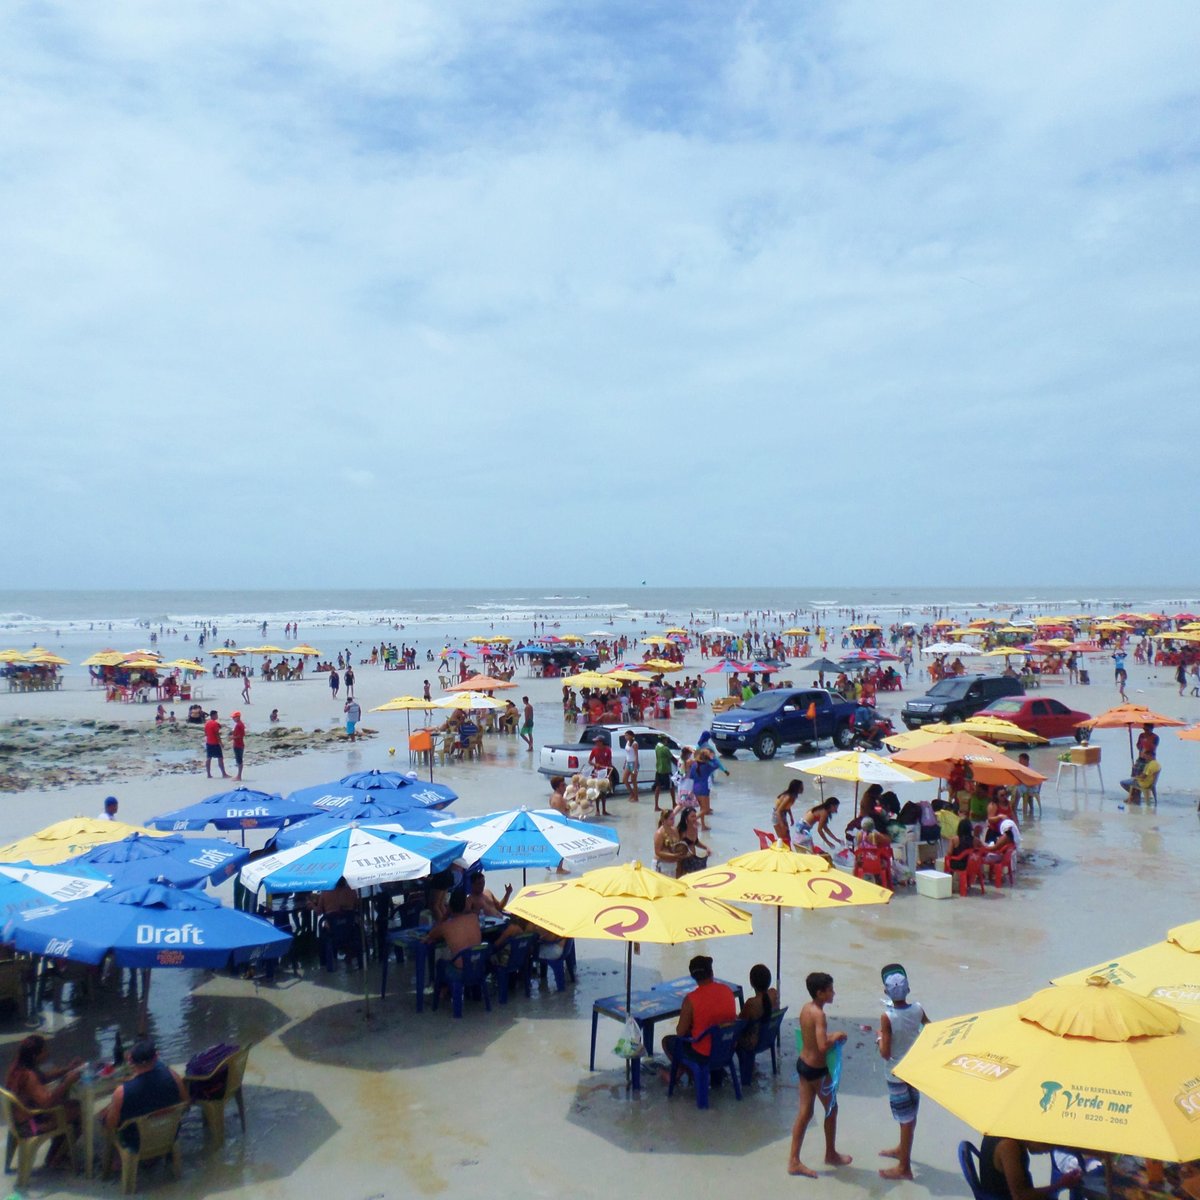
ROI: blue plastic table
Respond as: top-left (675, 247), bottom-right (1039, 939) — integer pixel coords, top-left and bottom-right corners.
top-left (590, 975), bottom-right (744, 1090)
top-left (381, 916), bottom-right (511, 1009)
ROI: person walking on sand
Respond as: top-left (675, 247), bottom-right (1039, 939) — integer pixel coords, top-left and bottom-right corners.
top-left (328, 668), bottom-right (340, 700)
top-left (520, 696), bottom-right (534, 751)
top-left (876, 964), bottom-right (930, 1181)
top-left (241, 672), bottom-right (251, 705)
top-left (230, 710), bottom-right (247, 781)
top-left (344, 665), bottom-right (355, 700)
top-left (204, 710), bottom-right (229, 779)
top-left (788, 971), bottom-right (851, 1178)
top-left (344, 696), bottom-right (362, 742)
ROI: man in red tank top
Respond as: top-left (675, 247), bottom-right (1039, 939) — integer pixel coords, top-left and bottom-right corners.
top-left (661, 955), bottom-right (736, 1063)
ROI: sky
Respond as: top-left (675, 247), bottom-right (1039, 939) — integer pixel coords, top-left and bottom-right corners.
top-left (2, 1), bottom-right (1198, 589)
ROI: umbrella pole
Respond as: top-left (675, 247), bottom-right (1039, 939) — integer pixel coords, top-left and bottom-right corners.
top-left (625, 941), bottom-right (633, 1089)
top-left (361, 895), bottom-right (372, 1020)
top-left (776, 907), bottom-right (782, 1004)
top-left (137, 970), bottom-right (151, 1035)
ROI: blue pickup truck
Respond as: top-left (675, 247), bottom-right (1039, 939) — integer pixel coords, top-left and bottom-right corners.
top-left (709, 687), bottom-right (859, 760)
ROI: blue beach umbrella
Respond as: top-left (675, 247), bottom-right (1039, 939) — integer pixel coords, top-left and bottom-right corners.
top-left (146, 787), bottom-right (322, 838)
top-left (288, 770), bottom-right (457, 815)
top-left (433, 808), bottom-right (619, 878)
top-left (3, 881), bottom-right (291, 1030)
top-left (0, 862), bottom-right (111, 919)
top-left (68, 833), bottom-right (248, 889)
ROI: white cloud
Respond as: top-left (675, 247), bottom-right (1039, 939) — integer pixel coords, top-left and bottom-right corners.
top-left (0, 1), bottom-right (1197, 586)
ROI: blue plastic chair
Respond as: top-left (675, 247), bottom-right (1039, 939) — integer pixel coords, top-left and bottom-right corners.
top-left (668, 1020), bottom-right (747, 1109)
top-left (736, 1005), bottom-right (788, 1085)
top-left (959, 1140), bottom-right (1006, 1200)
top-left (537, 938), bottom-right (577, 991)
top-left (433, 945), bottom-right (492, 1018)
top-left (319, 912), bottom-right (362, 972)
top-left (490, 933), bottom-right (538, 1004)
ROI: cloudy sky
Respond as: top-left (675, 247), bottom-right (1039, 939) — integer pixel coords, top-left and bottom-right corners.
top-left (3, 2), bottom-right (1197, 589)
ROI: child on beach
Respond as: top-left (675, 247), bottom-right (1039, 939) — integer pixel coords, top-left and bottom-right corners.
top-left (876, 964), bottom-right (929, 1181)
top-left (788, 971), bottom-right (851, 1178)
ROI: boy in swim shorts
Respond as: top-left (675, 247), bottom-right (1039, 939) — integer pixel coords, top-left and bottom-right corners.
top-left (788, 971), bottom-right (851, 1178)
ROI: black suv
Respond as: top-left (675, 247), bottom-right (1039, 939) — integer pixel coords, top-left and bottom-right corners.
top-left (900, 674), bottom-right (1024, 729)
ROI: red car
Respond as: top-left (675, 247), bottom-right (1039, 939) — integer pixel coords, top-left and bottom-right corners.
top-left (976, 696), bottom-right (1092, 741)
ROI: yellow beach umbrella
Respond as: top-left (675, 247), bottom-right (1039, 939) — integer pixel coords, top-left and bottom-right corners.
top-left (121, 657), bottom-right (162, 670)
top-left (686, 841), bottom-right (891, 992)
top-left (604, 669), bottom-right (651, 683)
top-left (25, 652), bottom-right (70, 666)
top-left (371, 695), bottom-right (434, 712)
top-left (209, 647), bottom-right (242, 657)
top-left (782, 627), bottom-right (811, 637)
top-left (983, 646), bottom-right (1028, 658)
top-left (557, 634), bottom-right (584, 644)
top-left (895, 978), bottom-right (1200, 1161)
top-left (641, 635), bottom-right (672, 646)
top-left (289, 645), bottom-right (321, 656)
top-left (0, 650), bottom-right (29, 664)
top-left (509, 861), bottom-right (753, 1032)
top-left (82, 650), bottom-right (126, 667)
top-left (0, 818), bottom-right (172, 867)
top-left (883, 727), bottom-right (947, 750)
top-left (787, 750), bottom-right (932, 802)
top-left (920, 718), bottom-right (1047, 746)
top-left (446, 673), bottom-right (517, 693)
top-left (642, 658), bottom-right (682, 673)
top-left (664, 627), bottom-right (688, 636)
top-left (847, 624), bottom-right (881, 632)
top-left (162, 659), bottom-right (208, 673)
top-left (561, 671), bottom-right (622, 689)
top-left (1053, 920), bottom-right (1200, 1013)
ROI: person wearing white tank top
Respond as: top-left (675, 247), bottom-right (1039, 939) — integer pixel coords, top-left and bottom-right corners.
top-left (877, 968), bottom-right (929, 1181)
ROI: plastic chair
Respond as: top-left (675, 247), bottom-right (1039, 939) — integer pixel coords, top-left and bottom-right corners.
top-left (433, 945), bottom-right (492, 1018)
top-left (736, 1005), bottom-right (789, 1085)
top-left (0, 1086), bottom-right (75, 1189)
top-left (988, 844), bottom-right (1016, 888)
top-left (667, 1020), bottom-right (748, 1109)
top-left (319, 911), bottom-right (363, 972)
top-left (489, 933), bottom-right (538, 1004)
top-left (753, 829), bottom-right (777, 849)
top-left (106, 1102), bottom-right (187, 1194)
top-left (854, 844), bottom-right (893, 890)
top-left (537, 938), bottom-right (577, 991)
top-left (184, 1045), bottom-right (250, 1147)
top-left (958, 1139), bottom-right (1006, 1200)
top-left (408, 730), bottom-right (433, 765)
top-left (948, 849), bottom-right (987, 897)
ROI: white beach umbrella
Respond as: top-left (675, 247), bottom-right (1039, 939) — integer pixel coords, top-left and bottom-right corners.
top-left (923, 641), bottom-right (982, 655)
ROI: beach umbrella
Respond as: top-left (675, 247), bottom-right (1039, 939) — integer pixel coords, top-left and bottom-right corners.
top-left (686, 842), bottom-right (891, 997)
top-left (1052, 920), bottom-right (1200, 1014)
top-left (0, 650), bottom-right (29, 664)
top-left (289, 644), bottom-right (321, 656)
top-left (208, 647), bottom-right (242, 657)
top-left (921, 642), bottom-right (967, 655)
top-left (0, 819), bottom-right (173, 868)
top-left (787, 750), bottom-right (932, 802)
top-left (0, 863), bottom-right (112, 917)
top-left (82, 650), bottom-right (125, 666)
top-left (446, 673), bottom-right (517, 692)
top-left (562, 671), bottom-right (622, 689)
top-left (797, 657), bottom-right (847, 684)
top-left (641, 636), bottom-right (672, 646)
top-left (919, 717), bottom-right (1047, 746)
top-left (782, 628), bottom-right (810, 637)
top-left (642, 658), bottom-right (682, 673)
top-left (24, 651), bottom-right (69, 666)
top-left (702, 627), bottom-right (736, 637)
top-left (894, 978), bottom-right (1200, 1161)
top-left (68, 833), bottom-right (248, 889)
top-left (1077, 703), bottom-right (1186, 760)
top-left (287, 772), bottom-right (457, 821)
top-left (269, 795), bottom-right (446, 848)
top-left (891, 733), bottom-right (1047, 788)
top-left (146, 787), bottom-right (321, 840)
top-left (507, 861), bottom-right (752, 1019)
top-left (433, 808), bottom-right (619, 880)
top-left (161, 658), bottom-right (209, 673)
top-left (604, 669), bottom-right (652, 684)
top-left (432, 691), bottom-right (506, 710)
top-left (239, 824), bottom-right (465, 894)
top-left (3, 882), bottom-right (291, 1032)
top-left (1177, 726), bottom-right (1200, 742)
top-left (704, 659), bottom-right (750, 674)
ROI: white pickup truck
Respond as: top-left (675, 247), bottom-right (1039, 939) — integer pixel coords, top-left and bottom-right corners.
top-left (538, 724), bottom-right (685, 789)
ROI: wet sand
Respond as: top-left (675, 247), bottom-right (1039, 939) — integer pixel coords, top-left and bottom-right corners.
top-left (1, 654), bottom-right (1197, 1198)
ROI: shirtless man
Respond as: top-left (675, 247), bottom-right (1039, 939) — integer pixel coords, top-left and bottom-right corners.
top-left (424, 890), bottom-right (482, 960)
top-left (465, 870), bottom-right (511, 917)
top-left (788, 971), bottom-right (852, 1177)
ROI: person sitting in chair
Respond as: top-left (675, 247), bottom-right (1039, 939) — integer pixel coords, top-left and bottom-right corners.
top-left (102, 1040), bottom-right (187, 1151)
top-left (1121, 750), bottom-right (1160, 804)
top-left (660, 955), bottom-right (736, 1082)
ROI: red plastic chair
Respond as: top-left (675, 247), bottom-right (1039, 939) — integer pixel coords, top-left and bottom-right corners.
top-left (948, 848), bottom-right (987, 897)
top-left (854, 844), bottom-right (893, 890)
top-left (988, 844), bottom-right (1016, 888)
top-left (753, 829), bottom-right (777, 849)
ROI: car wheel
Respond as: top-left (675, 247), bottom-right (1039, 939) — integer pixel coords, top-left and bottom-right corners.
top-left (753, 732), bottom-right (779, 761)
top-left (832, 722), bottom-right (855, 749)
top-left (716, 744), bottom-right (737, 758)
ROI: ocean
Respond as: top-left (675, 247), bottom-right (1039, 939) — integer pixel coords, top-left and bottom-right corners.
top-left (1, 585), bottom-right (1199, 665)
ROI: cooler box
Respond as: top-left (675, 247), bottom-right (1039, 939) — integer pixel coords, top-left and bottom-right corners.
top-left (915, 870), bottom-right (952, 900)
top-left (685, 698), bottom-right (698, 710)
top-left (1069, 745), bottom-right (1101, 765)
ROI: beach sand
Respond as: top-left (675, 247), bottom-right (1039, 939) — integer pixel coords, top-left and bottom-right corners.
top-left (1, 649), bottom-right (1196, 1198)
